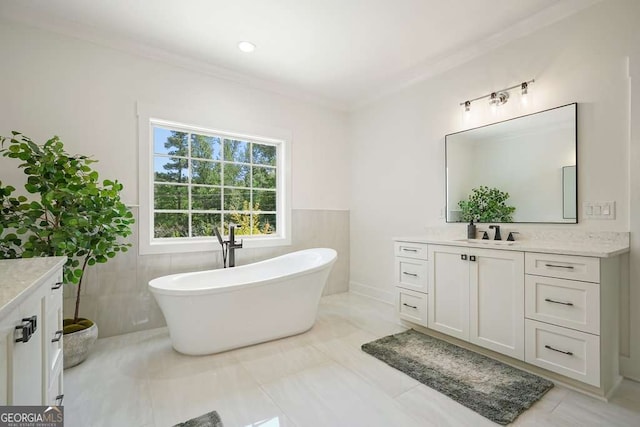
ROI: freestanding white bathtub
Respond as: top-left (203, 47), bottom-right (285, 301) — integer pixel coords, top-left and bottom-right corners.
top-left (149, 248), bottom-right (337, 355)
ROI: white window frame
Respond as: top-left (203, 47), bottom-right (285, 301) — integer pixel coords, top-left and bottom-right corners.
top-left (138, 103), bottom-right (291, 255)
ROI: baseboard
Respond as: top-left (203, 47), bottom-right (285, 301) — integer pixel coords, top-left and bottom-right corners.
top-left (605, 375), bottom-right (624, 400)
top-left (620, 356), bottom-right (640, 382)
top-left (349, 281), bottom-right (394, 305)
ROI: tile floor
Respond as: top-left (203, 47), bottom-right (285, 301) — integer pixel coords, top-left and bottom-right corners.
top-left (65, 292), bottom-right (640, 427)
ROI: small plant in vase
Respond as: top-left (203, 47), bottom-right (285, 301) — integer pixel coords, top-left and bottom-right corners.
top-left (458, 185), bottom-right (516, 223)
top-left (0, 132), bottom-right (134, 368)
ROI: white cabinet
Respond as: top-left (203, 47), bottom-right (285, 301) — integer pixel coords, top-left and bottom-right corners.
top-left (469, 248), bottom-right (524, 359)
top-left (428, 245), bottom-right (524, 360)
top-left (12, 287), bottom-right (45, 404)
top-left (44, 269), bottom-right (64, 406)
top-left (394, 242), bottom-right (428, 326)
top-left (524, 252), bottom-right (618, 389)
top-left (427, 245), bottom-right (469, 340)
top-left (394, 238), bottom-right (623, 395)
top-left (0, 258), bottom-right (65, 405)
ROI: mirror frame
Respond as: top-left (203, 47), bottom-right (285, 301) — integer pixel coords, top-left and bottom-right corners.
top-left (445, 103), bottom-right (578, 224)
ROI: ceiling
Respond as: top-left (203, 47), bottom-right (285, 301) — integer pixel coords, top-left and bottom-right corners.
top-left (0, 0), bottom-right (601, 110)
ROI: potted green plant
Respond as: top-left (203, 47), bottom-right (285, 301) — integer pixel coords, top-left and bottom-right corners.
top-left (0, 132), bottom-right (134, 368)
top-left (458, 185), bottom-right (516, 223)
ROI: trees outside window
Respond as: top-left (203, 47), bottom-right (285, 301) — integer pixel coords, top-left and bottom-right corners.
top-left (152, 125), bottom-right (278, 239)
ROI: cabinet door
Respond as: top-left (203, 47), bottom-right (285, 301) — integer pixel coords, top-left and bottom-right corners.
top-left (13, 291), bottom-right (45, 404)
top-left (428, 245), bottom-right (470, 340)
top-left (469, 248), bottom-right (525, 360)
top-left (0, 307), bottom-right (19, 405)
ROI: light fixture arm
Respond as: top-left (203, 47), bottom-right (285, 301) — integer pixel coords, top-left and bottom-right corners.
top-left (460, 79), bottom-right (535, 107)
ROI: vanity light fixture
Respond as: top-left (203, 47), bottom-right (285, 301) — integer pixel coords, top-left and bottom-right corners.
top-left (238, 41), bottom-right (256, 53)
top-left (460, 79), bottom-right (534, 112)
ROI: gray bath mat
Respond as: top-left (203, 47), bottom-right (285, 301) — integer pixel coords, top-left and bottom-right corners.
top-left (361, 329), bottom-right (553, 425)
top-left (173, 410), bottom-right (223, 427)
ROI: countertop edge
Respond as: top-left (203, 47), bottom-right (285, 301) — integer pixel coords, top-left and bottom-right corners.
top-left (393, 237), bottom-right (629, 258)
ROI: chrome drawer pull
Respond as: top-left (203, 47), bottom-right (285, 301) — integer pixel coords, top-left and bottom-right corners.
top-left (402, 248), bottom-right (418, 252)
top-left (402, 272), bottom-right (418, 277)
top-left (545, 263), bottom-right (574, 270)
top-left (51, 281), bottom-right (63, 290)
top-left (402, 303), bottom-right (418, 309)
top-left (544, 298), bottom-right (574, 306)
top-left (52, 330), bottom-right (63, 343)
top-left (545, 344), bottom-right (573, 356)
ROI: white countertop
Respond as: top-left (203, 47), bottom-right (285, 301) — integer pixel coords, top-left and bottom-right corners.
top-left (394, 236), bottom-right (629, 258)
top-left (0, 257), bottom-right (67, 318)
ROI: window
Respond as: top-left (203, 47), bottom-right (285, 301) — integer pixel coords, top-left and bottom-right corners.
top-left (138, 110), bottom-right (290, 254)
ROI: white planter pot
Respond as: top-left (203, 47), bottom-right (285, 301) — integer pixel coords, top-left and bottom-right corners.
top-left (63, 322), bottom-right (98, 369)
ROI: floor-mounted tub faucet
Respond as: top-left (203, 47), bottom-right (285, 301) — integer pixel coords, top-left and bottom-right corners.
top-left (213, 224), bottom-right (244, 268)
top-left (227, 224), bottom-right (243, 268)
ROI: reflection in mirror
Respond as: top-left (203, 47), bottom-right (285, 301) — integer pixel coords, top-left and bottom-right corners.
top-left (562, 166), bottom-right (577, 219)
top-left (446, 103), bottom-right (577, 223)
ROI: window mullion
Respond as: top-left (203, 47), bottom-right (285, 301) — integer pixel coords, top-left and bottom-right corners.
top-left (249, 142), bottom-right (254, 235)
top-left (220, 138), bottom-right (225, 234)
top-left (188, 132), bottom-right (193, 238)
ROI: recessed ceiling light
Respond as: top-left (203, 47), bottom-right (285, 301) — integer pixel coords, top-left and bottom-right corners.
top-left (238, 41), bottom-right (256, 53)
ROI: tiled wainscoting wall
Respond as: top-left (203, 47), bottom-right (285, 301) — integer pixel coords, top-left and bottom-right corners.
top-left (63, 208), bottom-right (350, 338)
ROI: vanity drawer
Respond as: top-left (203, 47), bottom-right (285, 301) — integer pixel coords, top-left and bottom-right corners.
top-left (525, 275), bottom-right (600, 334)
top-left (47, 363), bottom-right (63, 406)
top-left (525, 253), bottom-right (600, 283)
top-left (397, 288), bottom-right (427, 326)
top-left (45, 269), bottom-right (64, 378)
top-left (395, 258), bottom-right (428, 293)
top-left (47, 269), bottom-right (64, 311)
top-left (525, 319), bottom-right (600, 387)
top-left (46, 302), bottom-right (63, 377)
top-left (394, 242), bottom-right (428, 260)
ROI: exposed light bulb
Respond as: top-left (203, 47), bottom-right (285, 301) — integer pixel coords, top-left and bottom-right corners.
top-left (238, 41), bottom-right (256, 53)
top-left (490, 93), bottom-right (498, 113)
top-left (521, 82), bottom-right (529, 106)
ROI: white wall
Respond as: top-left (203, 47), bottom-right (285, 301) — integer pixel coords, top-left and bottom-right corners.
top-left (0, 21), bottom-right (351, 337)
top-left (349, 0), bottom-right (639, 376)
top-left (0, 21), bottom-right (350, 211)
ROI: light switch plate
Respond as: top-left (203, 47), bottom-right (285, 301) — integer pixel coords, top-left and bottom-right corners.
top-left (583, 201), bottom-right (615, 220)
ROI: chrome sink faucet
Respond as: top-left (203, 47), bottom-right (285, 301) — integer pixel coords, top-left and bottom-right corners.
top-left (489, 225), bottom-right (502, 241)
top-left (213, 224), bottom-right (244, 268)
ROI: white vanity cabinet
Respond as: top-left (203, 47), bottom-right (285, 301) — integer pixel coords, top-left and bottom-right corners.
top-left (428, 245), bottom-right (525, 360)
top-left (394, 236), bottom-right (626, 397)
top-left (0, 257), bottom-right (66, 405)
top-left (524, 252), bottom-right (619, 389)
top-left (394, 242), bottom-right (428, 326)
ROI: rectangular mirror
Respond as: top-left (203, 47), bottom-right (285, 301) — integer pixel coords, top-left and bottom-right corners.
top-left (446, 103), bottom-right (577, 223)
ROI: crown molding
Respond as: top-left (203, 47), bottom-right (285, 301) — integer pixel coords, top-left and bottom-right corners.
top-left (0, 0), bottom-right (603, 113)
top-left (0, 11), bottom-right (349, 112)
top-left (350, 0), bottom-right (604, 111)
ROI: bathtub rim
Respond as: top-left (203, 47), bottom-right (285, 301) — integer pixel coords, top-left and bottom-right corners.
top-left (148, 247), bottom-right (337, 297)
